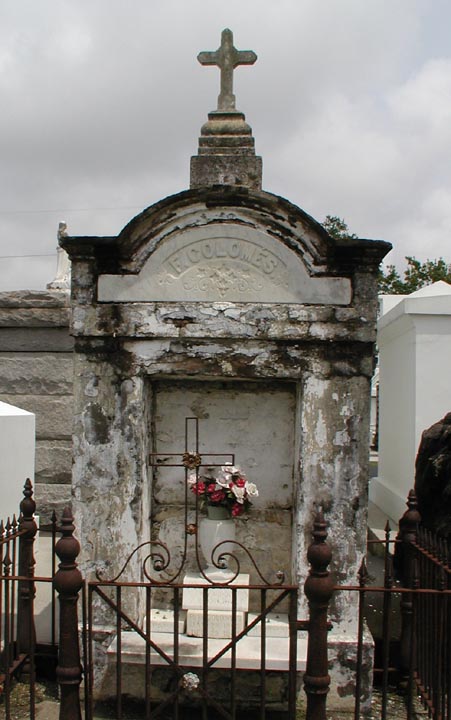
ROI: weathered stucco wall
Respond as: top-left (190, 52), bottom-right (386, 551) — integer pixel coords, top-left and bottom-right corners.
top-left (62, 188), bottom-right (389, 626)
top-left (71, 354), bottom-right (150, 582)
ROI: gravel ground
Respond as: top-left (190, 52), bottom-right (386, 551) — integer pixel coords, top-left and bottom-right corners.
top-left (0, 680), bottom-right (58, 720)
top-left (0, 683), bottom-right (430, 720)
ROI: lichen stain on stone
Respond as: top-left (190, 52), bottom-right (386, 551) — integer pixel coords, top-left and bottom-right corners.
top-left (337, 680), bottom-right (356, 698)
top-left (83, 402), bottom-right (111, 445)
top-left (221, 360), bottom-right (234, 375)
top-left (84, 375), bottom-right (99, 397)
top-left (189, 398), bottom-right (209, 419)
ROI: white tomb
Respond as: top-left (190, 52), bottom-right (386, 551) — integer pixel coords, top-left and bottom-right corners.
top-left (0, 400), bottom-right (35, 521)
top-left (371, 281), bottom-right (451, 521)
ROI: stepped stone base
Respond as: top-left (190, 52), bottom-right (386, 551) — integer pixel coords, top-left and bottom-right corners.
top-left (186, 609), bottom-right (246, 638)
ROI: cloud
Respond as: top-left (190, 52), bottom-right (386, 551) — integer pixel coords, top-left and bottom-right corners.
top-left (389, 59), bottom-right (451, 128)
top-left (0, 1), bottom-right (450, 289)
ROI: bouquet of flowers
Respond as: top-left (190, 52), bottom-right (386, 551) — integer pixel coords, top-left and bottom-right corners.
top-left (188, 463), bottom-right (259, 517)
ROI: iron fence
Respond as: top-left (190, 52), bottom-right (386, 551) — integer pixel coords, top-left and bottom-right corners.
top-left (86, 579), bottom-right (299, 720)
top-left (1, 480), bottom-right (451, 719)
top-left (330, 490), bottom-right (451, 720)
top-left (0, 480), bottom-right (60, 720)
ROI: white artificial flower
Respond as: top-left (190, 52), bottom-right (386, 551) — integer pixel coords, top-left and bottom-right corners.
top-left (187, 473), bottom-right (197, 486)
top-left (245, 481), bottom-right (259, 497)
top-left (232, 486), bottom-right (245, 503)
top-left (216, 473), bottom-right (230, 487)
top-left (221, 463), bottom-right (241, 476)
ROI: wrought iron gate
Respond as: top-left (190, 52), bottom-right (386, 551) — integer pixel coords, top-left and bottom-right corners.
top-left (86, 578), bottom-right (299, 718)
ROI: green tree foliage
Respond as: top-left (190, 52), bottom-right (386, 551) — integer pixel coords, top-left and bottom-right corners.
top-left (378, 256), bottom-right (451, 294)
top-left (321, 217), bottom-right (451, 295)
top-left (322, 215), bottom-right (357, 240)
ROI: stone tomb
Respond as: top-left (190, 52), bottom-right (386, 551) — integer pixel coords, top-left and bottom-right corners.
top-left (65, 190), bottom-right (388, 617)
top-left (62, 29), bottom-right (390, 707)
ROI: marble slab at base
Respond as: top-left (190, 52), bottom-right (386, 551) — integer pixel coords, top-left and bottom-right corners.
top-left (246, 612), bottom-right (289, 638)
top-left (182, 572), bottom-right (250, 612)
top-left (106, 630), bottom-right (307, 672)
top-left (151, 609), bottom-right (186, 634)
top-left (186, 609), bottom-right (245, 639)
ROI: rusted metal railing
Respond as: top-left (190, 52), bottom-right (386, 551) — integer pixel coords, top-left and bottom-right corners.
top-left (411, 525), bottom-right (451, 718)
top-left (0, 479), bottom-right (37, 719)
top-left (17, 478), bottom-right (37, 663)
top-left (53, 506), bottom-right (83, 720)
top-left (303, 511), bottom-right (334, 720)
top-left (397, 489), bottom-right (421, 689)
top-left (326, 489), bottom-right (451, 720)
top-left (3, 480), bottom-right (451, 719)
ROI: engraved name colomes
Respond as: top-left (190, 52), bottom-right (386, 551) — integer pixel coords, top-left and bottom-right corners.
top-left (158, 238), bottom-right (288, 294)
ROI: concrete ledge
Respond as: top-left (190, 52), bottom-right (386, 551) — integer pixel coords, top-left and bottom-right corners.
top-left (0, 290), bottom-right (69, 308)
top-left (106, 629), bottom-right (307, 672)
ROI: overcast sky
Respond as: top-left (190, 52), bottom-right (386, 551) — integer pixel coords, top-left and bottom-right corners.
top-left (1, 1), bottom-right (450, 291)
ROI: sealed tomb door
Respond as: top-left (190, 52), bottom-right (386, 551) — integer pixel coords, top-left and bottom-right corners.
top-left (149, 380), bottom-right (297, 581)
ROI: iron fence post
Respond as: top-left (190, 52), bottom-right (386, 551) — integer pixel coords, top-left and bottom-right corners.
top-left (398, 489), bottom-right (421, 683)
top-left (53, 507), bottom-right (83, 720)
top-left (303, 511), bottom-right (334, 720)
top-left (17, 478), bottom-right (37, 658)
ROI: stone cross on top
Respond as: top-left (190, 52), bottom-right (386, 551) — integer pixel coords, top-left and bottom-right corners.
top-left (198, 28), bottom-right (257, 112)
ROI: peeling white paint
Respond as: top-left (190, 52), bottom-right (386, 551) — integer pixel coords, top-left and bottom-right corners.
top-left (340, 403), bottom-right (353, 417)
top-left (304, 376), bottom-right (327, 399)
top-left (125, 340), bottom-right (171, 358)
top-left (333, 429), bottom-right (350, 446)
top-left (314, 410), bottom-right (328, 448)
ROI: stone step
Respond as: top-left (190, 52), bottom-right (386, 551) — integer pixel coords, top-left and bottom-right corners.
top-left (106, 628), bottom-right (307, 672)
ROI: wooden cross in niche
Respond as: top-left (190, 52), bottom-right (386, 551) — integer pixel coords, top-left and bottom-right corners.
top-left (198, 28), bottom-right (257, 112)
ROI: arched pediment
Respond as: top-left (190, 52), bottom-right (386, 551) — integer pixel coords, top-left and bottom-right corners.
top-left (97, 188), bottom-right (353, 305)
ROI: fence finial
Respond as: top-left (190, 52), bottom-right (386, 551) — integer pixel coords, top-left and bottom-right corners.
top-left (303, 511), bottom-right (334, 720)
top-left (402, 489), bottom-right (421, 540)
top-left (398, 489), bottom-right (421, 688)
top-left (17, 478), bottom-right (37, 658)
top-left (54, 506), bottom-right (83, 720)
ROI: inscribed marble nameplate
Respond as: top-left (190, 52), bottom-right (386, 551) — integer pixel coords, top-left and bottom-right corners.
top-left (98, 224), bottom-right (351, 304)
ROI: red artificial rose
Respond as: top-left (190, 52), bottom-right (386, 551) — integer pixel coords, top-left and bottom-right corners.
top-left (232, 503), bottom-right (244, 517)
top-left (192, 482), bottom-right (205, 495)
top-left (235, 478), bottom-right (246, 488)
top-left (210, 490), bottom-right (226, 503)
